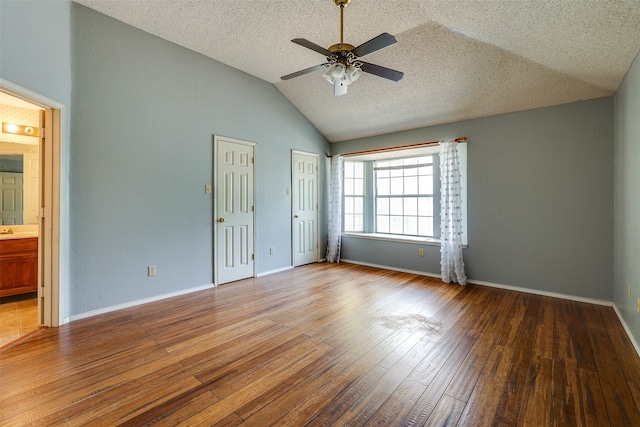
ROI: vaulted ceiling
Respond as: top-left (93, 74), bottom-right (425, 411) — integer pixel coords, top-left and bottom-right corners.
top-left (74, 0), bottom-right (640, 142)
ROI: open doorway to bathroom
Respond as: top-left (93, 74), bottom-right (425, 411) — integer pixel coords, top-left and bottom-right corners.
top-left (0, 92), bottom-right (43, 346)
top-left (0, 85), bottom-right (61, 347)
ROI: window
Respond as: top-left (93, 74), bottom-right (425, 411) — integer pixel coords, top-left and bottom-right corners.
top-left (375, 156), bottom-right (436, 237)
top-left (343, 161), bottom-right (364, 232)
top-left (342, 144), bottom-right (467, 243)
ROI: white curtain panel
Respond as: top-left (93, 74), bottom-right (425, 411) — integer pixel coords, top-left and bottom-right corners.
top-left (326, 155), bottom-right (343, 263)
top-left (439, 140), bottom-right (467, 285)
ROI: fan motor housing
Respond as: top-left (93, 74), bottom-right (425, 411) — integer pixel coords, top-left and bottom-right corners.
top-left (329, 43), bottom-right (355, 53)
top-left (334, 0), bottom-right (351, 7)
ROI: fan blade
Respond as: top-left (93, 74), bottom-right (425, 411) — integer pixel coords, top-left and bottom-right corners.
top-left (360, 62), bottom-right (404, 82)
top-left (351, 33), bottom-right (397, 58)
top-left (291, 38), bottom-right (333, 57)
top-left (281, 63), bottom-right (328, 80)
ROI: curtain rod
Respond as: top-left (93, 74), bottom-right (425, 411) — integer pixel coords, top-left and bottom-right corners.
top-left (328, 137), bottom-right (467, 158)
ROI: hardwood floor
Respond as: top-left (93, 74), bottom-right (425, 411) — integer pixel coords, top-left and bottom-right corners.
top-left (1, 263), bottom-right (639, 426)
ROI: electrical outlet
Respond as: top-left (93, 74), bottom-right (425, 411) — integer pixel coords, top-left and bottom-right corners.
top-left (270, 247), bottom-right (275, 255)
top-left (148, 265), bottom-right (156, 276)
top-left (418, 248), bottom-right (424, 257)
top-left (629, 286), bottom-right (632, 300)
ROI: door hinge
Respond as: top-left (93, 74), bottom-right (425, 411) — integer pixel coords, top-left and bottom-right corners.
top-left (251, 157), bottom-right (254, 164)
top-left (251, 254), bottom-right (255, 260)
top-left (39, 207), bottom-right (45, 218)
top-left (252, 205), bottom-right (254, 212)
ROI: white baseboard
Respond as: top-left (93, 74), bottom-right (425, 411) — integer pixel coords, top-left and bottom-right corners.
top-left (612, 304), bottom-right (640, 358)
top-left (68, 283), bottom-right (215, 322)
top-left (256, 265), bottom-right (294, 277)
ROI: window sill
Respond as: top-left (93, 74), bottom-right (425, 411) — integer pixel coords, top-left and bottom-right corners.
top-left (342, 232), bottom-right (441, 246)
top-left (342, 233), bottom-right (468, 248)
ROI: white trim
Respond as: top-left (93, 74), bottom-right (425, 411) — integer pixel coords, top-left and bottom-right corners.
top-left (612, 304), bottom-right (640, 358)
top-left (68, 283), bottom-right (215, 322)
top-left (256, 265), bottom-right (294, 277)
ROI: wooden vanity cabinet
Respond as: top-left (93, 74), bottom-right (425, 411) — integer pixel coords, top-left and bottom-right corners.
top-left (0, 238), bottom-right (38, 297)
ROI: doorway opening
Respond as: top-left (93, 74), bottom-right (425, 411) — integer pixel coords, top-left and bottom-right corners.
top-left (0, 82), bottom-right (63, 347)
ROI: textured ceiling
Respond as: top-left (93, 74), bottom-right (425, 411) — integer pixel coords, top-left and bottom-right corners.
top-left (74, 0), bottom-right (640, 142)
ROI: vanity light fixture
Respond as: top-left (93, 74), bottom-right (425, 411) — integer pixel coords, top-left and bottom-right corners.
top-left (1, 122), bottom-right (39, 137)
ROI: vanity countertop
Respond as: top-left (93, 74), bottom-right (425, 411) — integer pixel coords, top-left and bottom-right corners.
top-left (0, 226), bottom-right (38, 240)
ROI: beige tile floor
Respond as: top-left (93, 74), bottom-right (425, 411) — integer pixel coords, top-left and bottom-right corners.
top-left (0, 298), bottom-right (40, 348)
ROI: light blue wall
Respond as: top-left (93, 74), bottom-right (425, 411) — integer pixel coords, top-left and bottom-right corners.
top-left (0, 0), bottom-right (72, 104)
top-left (68, 4), bottom-right (329, 314)
top-left (614, 51), bottom-right (640, 344)
top-left (332, 98), bottom-right (614, 301)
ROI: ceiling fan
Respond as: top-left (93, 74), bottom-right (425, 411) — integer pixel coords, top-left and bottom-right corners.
top-left (281, 0), bottom-right (404, 96)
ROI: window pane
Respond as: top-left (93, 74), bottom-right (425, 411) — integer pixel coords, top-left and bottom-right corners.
top-left (354, 197), bottom-right (363, 214)
top-left (344, 162), bottom-right (354, 177)
top-left (404, 197), bottom-right (418, 216)
top-left (404, 216), bottom-right (418, 235)
top-left (377, 215), bottom-right (389, 233)
top-left (354, 215), bottom-right (363, 231)
top-left (418, 175), bottom-right (433, 193)
top-left (390, 216), bottom-right (403, 234)
top-left (419, 216), bottom-right (433, 236)
top-left (353, 178), bottom-right (364, 195)
top-left (404, 175), bottom-right (418, 194)
top-left (344, 214), bottom-right (354, 231)
top-left (344, 179), bottom-right (354, 196)
top-left (418, 166), bottom-right (431, 176)
top-left (418, 197), bottom-right (433, 216)
top-left (377, 197), bottom-right (389, 215)
top-left (390, 177), bottom-right (403, 195)
top-left (390, 168), bottom-right (403, 178)
top-left (377, 178), bottom-right (390, 195)
top-left (389, 198), bottom-right (403, 215)
top-left (353, 162), bottom-right (364, 178)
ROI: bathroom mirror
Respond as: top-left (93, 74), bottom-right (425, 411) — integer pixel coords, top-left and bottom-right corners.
top-left (0, 153), bottom-right (39, 225)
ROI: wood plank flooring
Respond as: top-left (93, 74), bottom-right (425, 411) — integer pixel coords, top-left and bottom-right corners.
top-left (1, 263), bottom-right (639, 426)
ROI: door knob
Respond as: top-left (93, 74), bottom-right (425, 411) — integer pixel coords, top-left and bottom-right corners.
top-left (218, 217), bottom-right (225, 223)
top-left (294, 214), bottom-right (299, 218)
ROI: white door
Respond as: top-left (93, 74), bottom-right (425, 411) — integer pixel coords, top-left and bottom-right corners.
top-left (0, 172), bottom-right (23, 225)
top-left (292, 151), bottom-right (319, 266)
top-left (214, 136), bottom-right (255, 285)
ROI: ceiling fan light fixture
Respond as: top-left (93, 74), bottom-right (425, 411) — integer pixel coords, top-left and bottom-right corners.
top-left (345, 64), bottom-right (361, 84)
top-left (323, 63), bottom-right (346, 84)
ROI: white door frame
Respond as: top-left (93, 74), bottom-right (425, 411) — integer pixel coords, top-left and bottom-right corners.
top-left (213, 135), bottom-right (257, 285)
top-left (291, 150), bottom-right (319, 266)
top-left (1, 79), bottom-right (64, 327)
